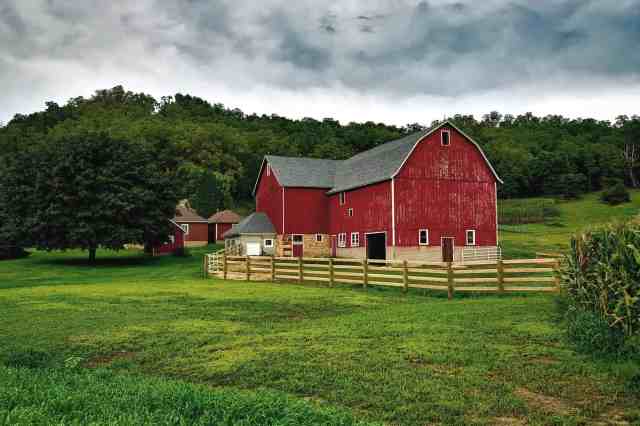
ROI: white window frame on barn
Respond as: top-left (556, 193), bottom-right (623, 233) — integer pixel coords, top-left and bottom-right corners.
top-left (266, 164), bottom-right (271, 176)
top-left (441, 129), bottom-right (451, 146)
top-left (181, 224), bottom-right (189, 235)
top-left (466, 229), bottom-right (476, 246)
top-left (264, 238), bottom-right (273, 247)
top-left (418, 229), bottom-right (429, 245)
top-left (338, 233), bottom-right (347, 247)
top-left (315, 234), bottom-right (323, 242)
top-left (351, 232), bottom-right (360, 247)
top-left (348, 208), bottom-right (353, 217)
top-left (339, 192), bottom-right (346, 205)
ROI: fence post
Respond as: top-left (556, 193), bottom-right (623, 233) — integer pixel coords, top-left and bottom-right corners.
top-left (245, 256), bottom-right (251, 281)
top-left (298, 257), bottom-right (303, 283)
top-left (329, 258), bottom-right (334, 287)
top-left (203, 255), bottom-right (208, 279)
top-left (270, 256), bottom-right (275, 282)
top-left (363, 259), bottom-right (368, 289)
top-left (223, 254), bottom-right (228, 280)
top-left (402, 260), bottom-right (409, 293)
top-left (553, 259), bottom-right (561, 292)
top-left (497, 259), bottom-right (505, 293)
top-left (447, 262), bottom-right (454, 300)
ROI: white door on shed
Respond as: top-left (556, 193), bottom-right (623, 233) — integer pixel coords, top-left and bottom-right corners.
top-left (246, 242), bottom-right (261, 256)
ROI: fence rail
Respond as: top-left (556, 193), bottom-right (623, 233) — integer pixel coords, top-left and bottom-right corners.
top-left (204, 254), bottom-right (561, 298)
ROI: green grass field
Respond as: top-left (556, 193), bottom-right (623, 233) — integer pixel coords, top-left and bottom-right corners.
top-left (499, 190), bottom-right (640, 258)
top-left (1, 192), bottom-right (639, 425)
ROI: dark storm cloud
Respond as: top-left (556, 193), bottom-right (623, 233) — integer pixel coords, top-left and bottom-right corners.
top-left (1, 0), bottom-right (640, 123)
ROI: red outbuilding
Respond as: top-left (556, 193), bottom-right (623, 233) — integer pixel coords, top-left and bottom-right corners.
top-left (208, 210), bottom-right (242, 243)
top-left (172, 205), bottom-right (209, 247)
top-left (251, 121), bottom-right (502, 262)
top-left (154, 220), bottom-right (186, 255)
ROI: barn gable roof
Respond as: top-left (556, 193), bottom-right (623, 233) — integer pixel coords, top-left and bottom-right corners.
top-left (208, 210), bottom-right (242, 224)
top-left (223, 212), bottom-right (276, 238)
top-left (173, 206), bottom-right (208, 223)
top-left (253, 121), bottom-right (502, 195)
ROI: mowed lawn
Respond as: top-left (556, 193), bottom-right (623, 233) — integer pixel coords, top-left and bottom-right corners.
top-left (499, 190), bottom-right (640, 258)
top-left (1, 247), bottom-right (639, 425)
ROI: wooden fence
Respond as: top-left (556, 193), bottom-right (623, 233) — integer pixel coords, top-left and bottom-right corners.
top-left (204, 255), bottom-right (561, 298)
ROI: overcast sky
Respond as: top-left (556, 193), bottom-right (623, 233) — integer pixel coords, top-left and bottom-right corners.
top-left (1, 0), bottom-right (639, 126)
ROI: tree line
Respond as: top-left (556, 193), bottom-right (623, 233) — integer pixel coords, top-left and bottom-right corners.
top-left (0, 86), bottom-right (638, 259)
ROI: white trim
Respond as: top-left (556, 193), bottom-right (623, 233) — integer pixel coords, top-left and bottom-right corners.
top-left (339, 192), bottom-right (346, 205)
top-left (291, 234), bottom-right (304, 245)
top-left (337, 232), bottom-right (347, 248)
top-left (169, 219), bottom-right (186, 232)
top-left (266, 164), bottom-right (271, 176)
top-left (215, 223), bottom-right (218, 241)
top-left (441, 129), bottom-right (451, 146)
top-left (281, 187), bottom-right (285, 234)
top-left (181, 224), bottom-right (190, 235)
top-left (465, 229), bottom-right (477, 246)
top-left (418, 229), bottom-right (429, 245)
top-left (391, 178), bottom-right (396, 246)
top-left (391, 120), bottom-right (503, 184)
top-left (441, 236), bottom-right (455, 262)
top-left (350, 232), bottom-right (360, 247)
top-left (348, 208), bottom-right (353, 217)
top-left (315, 234), bottom-right (323, 242)
top-left (495, 181), bottom-right (499, 245)
top-left (263, 238), bottom-right (274, 247)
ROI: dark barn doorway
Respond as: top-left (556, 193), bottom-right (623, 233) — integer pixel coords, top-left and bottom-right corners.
top-left (366, 233), bottom-right (386, 260)
top-left (442, 237), bottom-right (454, 262)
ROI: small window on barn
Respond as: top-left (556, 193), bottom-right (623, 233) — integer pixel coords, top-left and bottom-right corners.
top-left (351, 232), bottom-right (360, 247)
top-left (466, 230), bottom-right (476, 246)
top-left (348, 208), bottom-right (353, 217)
top-left (264, 239), bottom-right (273, 247)
top-left (266, 164), bottom-right (271, 176)
top-left (181, 224), bottom-right (189, 235)
top-left (339, 192), bottom-right (346, 205)
top-left (338, 233), bottom-right (347, 247)
top-left (441, 130), bottom-right (450, 146)
top-left (315, 234), bottom-right (323, 242)
top-left (419, 229), bottom-right (429, 245)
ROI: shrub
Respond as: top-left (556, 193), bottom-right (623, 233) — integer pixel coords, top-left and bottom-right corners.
top-left (601, 183), bottom-right (631, 205)
top-left (562, 223), bottom-right (640, 354)
top-left (565, 307), bottom-right (625, 355)
top-left (498, 198), bottom-right (560, 225)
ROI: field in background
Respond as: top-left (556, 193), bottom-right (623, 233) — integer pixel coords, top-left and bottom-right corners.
top-left (1, 244), bottom-right (639, 425)
top-left (499, 190), bottom-right (640, 258)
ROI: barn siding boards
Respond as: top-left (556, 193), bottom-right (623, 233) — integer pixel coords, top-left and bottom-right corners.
top-left (179, 222), bottom-right (208, 246)
top-left (255, 162), bottom-right (285, 235)
top-left (284, 187), bottom-right (330, 234)
top-left (328, 180), bottom-right (392, 237)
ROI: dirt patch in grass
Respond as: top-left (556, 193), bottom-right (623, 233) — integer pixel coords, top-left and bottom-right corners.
top-left (492, 416), bottom-right (526, 425)
top-left (515, 387), bottom-right (575, 416)
top-left (526, 356), bottom-right (560, 365)
top-left (85, 351), bottom-right (136, 368)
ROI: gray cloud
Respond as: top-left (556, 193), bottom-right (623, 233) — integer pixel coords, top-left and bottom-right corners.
top-left (0, 0), bottom-right (639, 124)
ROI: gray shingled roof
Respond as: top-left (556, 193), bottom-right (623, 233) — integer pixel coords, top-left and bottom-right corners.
top-left (223, 212), bottom-right (276, 238)
top-left (264, 155), bottom-right (339, 189)
top-left (254, 121), bottom-right (502, 196)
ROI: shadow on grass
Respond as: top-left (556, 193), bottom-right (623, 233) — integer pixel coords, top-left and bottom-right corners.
top-left (34, 254), bottom-right (162, 268)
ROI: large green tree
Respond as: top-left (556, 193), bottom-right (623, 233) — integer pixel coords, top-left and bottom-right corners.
top-left (0, 130), bottom-right (180, 263)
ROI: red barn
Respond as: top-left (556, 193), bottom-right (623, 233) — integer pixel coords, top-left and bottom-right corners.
top-left (251, 121), bottom-right (502, 262)
top-left (154, 220), bottom-right (186, 255)
top-left (173, 206), bottom-right (209, 247)
top-left (208, 210), bottom-right (242, 243)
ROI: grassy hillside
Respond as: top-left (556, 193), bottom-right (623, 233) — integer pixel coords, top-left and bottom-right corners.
top-left (1, 247), bottom-right (639, 425)
top-left (499, 190), bottom-right (640, 258)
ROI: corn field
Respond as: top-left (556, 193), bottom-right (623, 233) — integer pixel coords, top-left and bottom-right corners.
top-left (563, 222), bottom-right (640, 337)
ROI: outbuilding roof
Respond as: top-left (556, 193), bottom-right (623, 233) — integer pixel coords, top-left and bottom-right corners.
top-left (173, 206), bottom-right (207, 223)
top-left (208, 210), bottom-right (242, 224)
top-left (253, 121), bottom-right (502, 195)
top-left (223, 212), bottom-right (276, 238)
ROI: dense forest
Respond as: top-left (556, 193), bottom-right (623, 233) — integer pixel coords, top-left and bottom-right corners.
top-left (1, 86), bottom-right (639, 212)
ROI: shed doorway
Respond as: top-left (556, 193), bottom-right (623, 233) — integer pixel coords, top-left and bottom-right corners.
top-left (292, 235), bottom-right (303, 257)
top-left (366, 233), bottom-right (386, 260)
top-left (442, 237), bottom-right (454, 262)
